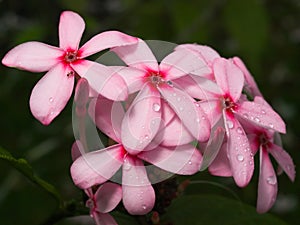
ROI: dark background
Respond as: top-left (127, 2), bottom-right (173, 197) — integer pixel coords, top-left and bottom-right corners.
top-left (0, 0), bottom-right (299, 224)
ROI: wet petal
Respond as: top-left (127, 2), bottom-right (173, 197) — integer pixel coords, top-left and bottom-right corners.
top-left (95, 182), bottom-right (122, 213)
top-left (213, 58), bottom-right (244, 102)
top-left (121, 85), bottom-right (162, 154)
top-left (70, 144), bottom-right (123, 189)
top-left (59, 11), bottom-right (85, 50)
top-left (225, 114), bottom-right (254, 187)
top-left (198, 99), bottom-right (222, 127)
top-left (160, 49), bottom-right (211, 80)
top-left (158, 86), bottom-right (210, 142)
top-left (80, 31), bottom-right (138, 58)
top-left (29, 64), bottom-right (74, 125)
top-left (122, 156), bottom-right (155, 215)
top-left (139, 144), bottom-right (202, 175)
top-left (269, 144), bottom-right (295, 182)
top-left (72, 60), bottom-right (128, 101)
top-left (2, 41), bottom-right (62, 72)
top-left (236, 100), bottom-right (286, 133)
top-left (257, 149), bottom-right (278, 213)
top-left (111, 39), bottom-right (159, 71)
top-left (88, 97), bottom-right (124, 142)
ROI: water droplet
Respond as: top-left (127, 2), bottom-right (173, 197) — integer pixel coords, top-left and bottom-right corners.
top-left (226, 120), bottom-right (234, 129)
top-left (173, 93), bottom-right (177, 97)
top-left (236, 154), bottom-right (244, 162)
top-left (179, 107), bottom-right (184, 111)
top-left (123, 160), bottom-right (132, 171)
top-left (254, 117), bottom-right (260, 122)
top-left (166, 80), bottom-right (173, 87)
top-left (188, 160), bottom-right (192, 165)
top-left (152, 103), bottom-right (161, 112)
top-left (237, 127), bottom-right (243, 134)
top-left (49, 97), bottom-right (53, 103)
top-left (249, 160), bottom-right (253, 165)
top-left (201, 116), bottom-right (206, 120)
top-left (50, 111), bottom-right (54, 115)
top-left (269, 123), bottom-right (274, 129)
top-left (261, 110), bottom-right (266, 114)
top-left (243, 113), bottom-right (249, 118)
top-left (142, 205), bottom-right (147, 210)
top-left (195, 103), bottom-right (200, 107)
top-left (144, 135), bottom-right (149, 140)
top-left (177, 97), bottom-right (181, 102)
top-left (196, 118), bottom-right (200, 123)
top-left (266, 176), bottom-right (277, 185)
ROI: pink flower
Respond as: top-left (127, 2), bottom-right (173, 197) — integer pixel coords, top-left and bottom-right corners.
top-left (110, 39), bottom-right (211, 154)
top-left (70, 97), bottom-right (202, 215)
top-left (2, 11), bottom-right (138, 125)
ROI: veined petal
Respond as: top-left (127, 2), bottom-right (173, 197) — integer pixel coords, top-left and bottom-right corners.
top-left (95, 183), bottom-right (122, 213)
top-left (80, 31), bottom-right (138, 58)
top-left (225, 114), bottom-right (254, 187)
top-left (2, 41), bottom-right (62, 72)
top-left (88, 97), bottom-right (124, 142)
top-left (158, 86), bottom-right (210, 142)
top-left (236, 100), bottom-right (286, 133)
top-left (257, 149), bottom-right (278, 213)
top-left (59, 11), bottom-right (85, 50)
top-left (122, 156), bottom-right (155, 215)
top-left (70, 144), bottom-right (123, 189)
top-left (268, 144), bottom-right (295, 182)
top-left (111, 39), bottom-right (159, 71)
top-left (213, 58), bottom-right (244, 102)
top-left (29, 64), bottom-right (74, 125)
top-left (121, 85), bottom-right (162, 154)
top-left (139, 144), bottom-right (202, 175)
top-left (72, 60), bottom-right (128, 101)
top-left (160, 49), bottom-right (211, 80)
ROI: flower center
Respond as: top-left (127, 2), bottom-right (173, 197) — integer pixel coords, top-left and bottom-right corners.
top-left (148, 72), bottom-right (165, 87)
top-left (259, 133), bottom-right (269, 147)
top-left (64, 51), bottom-right (78, 63)
top-left (223, 96), bottom-right (237, 113)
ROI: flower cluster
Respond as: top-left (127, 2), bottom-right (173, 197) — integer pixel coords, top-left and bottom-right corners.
top-left (2, 10), bottom-right (295, 224)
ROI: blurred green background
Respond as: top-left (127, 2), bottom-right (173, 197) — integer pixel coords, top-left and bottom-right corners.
top-left (0, 0), bottom-right (299, 224)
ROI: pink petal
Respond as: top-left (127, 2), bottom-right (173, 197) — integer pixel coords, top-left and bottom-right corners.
top-left (71, 140), bottom-right (85, 161)
top-left (88, 97), bottom-right (124, 142)
top-left (139, 144), bottom-right (202, 175)
top-left (29, 64), bottom-right (74, 125)
top-left (2, 41), bottom-right (62, 72)
top-left (213, 58), bottom-right (244, 102)
top-left (236, 100), bottom-right (286, 133)
top-left (72, 60), bottom-right (128, 101)
top-left (159, 49), bottom-right (211, 80)
top-left (93, 212), bottom-right (118, 225)
top-left (268, 144), bottom-right (295, 182)
top-left (225, 114), bottom-right (254, 187)
top-left (59, 11), bottom-right (85, 50)
top-left (95, 182), bottom-right (122, 213)
top-left (121, 85), bottom-right (162, 154)
top-left (80, 31), bottom-right (138, 58)
top-left (232, 57), bottom-right (263, 97)
top-left (257, 149), bottom-right (278, 213)
top-left (198, 99), bottom-right (222, 127)
top-left (74, 78), bottom-right (89, 117)
top-left (111, 39), bottom-right (159, 71)
top-left (158, 86), bottom-right (210, 142)
top-left (175, 44), bottom-right (220, 67)
top-left (122, 156), bottom-right (155, 215)
top-left (70, 144), bottom-right (123, 189)
top-left (208, 142), bottom-right (233, 177)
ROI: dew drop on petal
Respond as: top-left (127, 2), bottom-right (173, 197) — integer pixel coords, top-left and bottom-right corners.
top-left (269, 123), bottom-right (274, 129)
top-left (142, 205), bottom-right (147, 210)
top-left (179, 107), bottom-right (184, 111)
top-left (237, 127), bottom-right (243, 134)
top-left (195, 103), bottom-right (200, 107)
top-left (254, 117), bottom-right (260, 123)
top-left (49, 97), bottom-right (54, 103)
top-left (266, 176), bottom-right (277, 185)
top-left (236, 154), bottom-right (244, 162)
top-left (152, 103), bottom-right (161, 112)
top-left (166, 80), bottom-right (173, 87)
top-left (173, 93), bottom-right (177, 97)
top-left (196, 118), bottom-right (200, 123)
top-left (50, 111), bottom-right (54, 115)
top-left (226, 120), bottom-right (234, 129)
top-left (261, 110), bottom-right (266, 114)
top-left (177, 97), bottom-right (181, 102)
top-left (188, 160), bottom-right (192, 165)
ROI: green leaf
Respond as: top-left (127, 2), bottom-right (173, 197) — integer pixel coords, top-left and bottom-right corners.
top-left (163, 195), bottom-right (288, 225)
top-left (0, 146), bottom-right (63, 208)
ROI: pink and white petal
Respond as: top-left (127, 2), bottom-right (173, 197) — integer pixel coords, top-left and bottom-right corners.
top-left (208, 142), bottom-right (233, 177)
top-left (114, 66), bottom-right (146, 94)
top-left (225, 114), bottom-right (254, 187)
top-left (29, 64), bottom-right (74, 125)
top-left (200, 123), bottom-right (226, 171)
top-left (72, 60), bottom-right (128, 101)
top-left (80, 31), bottom-right (138, 58)
top-left (71, 140), bottom-right (85, 161)
top-left (121, 85), bottom-right (162, 154)
top-left (95, 182), bottom-right (122, 213)
top-left (159, 86), bottom-right (210, 142)
top-left (257, 149), bottom-right (278, 213)
top-left (236, 100), bottom-right (286, 133)
top-left (70, 144), bottom-right (123, 189)
top-left (88, 97), bottom-right (124, 143)
top-left (2, 42), bottom-right (63, 72)
top-left (122, 156), bottom-right (155, 215)
top-left (175, 44), bottom-right (220, 67)
top-left (160, 49), bottom-right (211, 80)
top-left (213, 58), bottom-right (244, 102)
top-left (59, 11), bottom-right (85, 50)
top-left (198, 99), bottom-right (222, 127)
top-left (93, 212), bottom-right (118, 225)
top-left (173, 75), bottom-right (222, 100)
top-left (232, 57), bottom-right (263, 97)
top-left (111, 39), bottom-right (159, 71)
top-left (139, 144), bottom-right (202, 175)
top-left (268, 144), bottom-right (295, 182)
